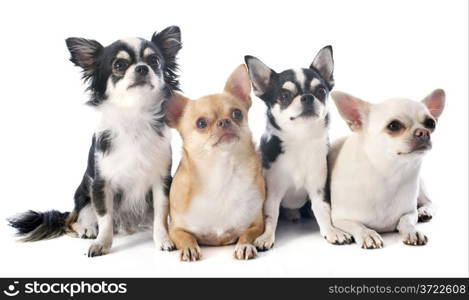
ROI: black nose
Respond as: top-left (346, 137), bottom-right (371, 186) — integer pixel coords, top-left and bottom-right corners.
top-left (301, 94), bottom-right (314, 106)
top-left (217, 118), bottom-right (231, 128)
top-left (414, 128), bottom-right (431, 141)
top-left (135, 65), bottom-right (149, 76)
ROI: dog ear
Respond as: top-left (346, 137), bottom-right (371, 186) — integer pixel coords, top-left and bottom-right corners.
top-left (224, 64), bottom-right (252, 109)
top-left (165, 92), bottom-right (189, 128)
top-left (331, 91), bottom-right (370, 131)
top-left (151, 26), bottom-right (182, 62)
top-left (244, 55), bottom-right (275, 98)
top-left (422, 89), bottom-right (445, 119)
top-left (65, 38), bottom-right (103, 76)
top-left (310, 45), bottom-right (334, 87)
top-left (151, 26), bottom-right (182, 91)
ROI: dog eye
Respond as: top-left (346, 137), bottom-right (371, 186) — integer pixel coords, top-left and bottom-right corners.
top-left (423, 118), bottom-right (436, 130)
top-left (147, 55), bottom-right (159, 67)
top-left (113, 59), bottom-right (128, 71)
top-left (280, 90), bottom-right (291, 103)
top-left (196, 118), bottom-right (208, 129)
top-left (387, 120), bottom-right (404, 132)
top-left (232, 109), bottom-right (243, 120)
top-left (315, 87), bottom-right (327, 100)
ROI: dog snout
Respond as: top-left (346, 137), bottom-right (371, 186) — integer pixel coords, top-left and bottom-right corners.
top-left (414, 128), bottom-right (431, 141)
top-left (135, 65), bottom-right (149, 76)
top-left (301, 94), bottom-right (314, 106)
top-left (216, 118), bottom-right (231, 128)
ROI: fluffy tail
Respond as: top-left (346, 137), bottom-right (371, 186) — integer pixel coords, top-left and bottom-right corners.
top-left (8, 210), bottom-right (70, 242)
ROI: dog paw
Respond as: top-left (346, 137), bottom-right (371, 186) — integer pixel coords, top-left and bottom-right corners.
top-left (180, 246), bottom-right (202, 262)
top-left (153, 234), bottom-right (175, 251)
top-left (402, 231), bottom-right (428, 246)
top-left (87, 242), bottom-right (111, 257)
top-left (71, 222), bottom-right (98, 239)
top-left (322, 228), bottom-right (354, 245)
top-left (234, 244), bottom-right (257, 260)
top-left (254, 233), bottom-right (275, 251)
top-left (358, 230), bottom-right (384, 249)
top-left (418, 207), bottom-right (433, 222)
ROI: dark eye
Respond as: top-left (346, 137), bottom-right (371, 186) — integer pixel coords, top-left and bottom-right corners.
top-left (147, 55), bottom-right (159, 67)
top-left (113, 59), bottom-right (128, 71)
top-left (387, 120), bottom-right (404, 132)
top-left (232, 109), bottom-right (243, 120)
top-left (196, 118), bottom-right (208, 129)
top-left (280, 90), bottom-right (291, 103)
top-left (315, 87), bottom-right (327, 100)
top-left (423, 118), bottom-right (436, 130)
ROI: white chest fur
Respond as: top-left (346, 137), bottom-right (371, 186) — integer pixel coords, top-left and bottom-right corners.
top-left (97, 107), bottom-right (171, 202)
top-left (265, 127), bottom-right (328, 208)
top-left (182, 155), bottom-right (262, 245)
top-left (331, 136), bottom-right (421, 232)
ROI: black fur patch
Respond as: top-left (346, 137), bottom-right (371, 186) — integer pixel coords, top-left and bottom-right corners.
top-left (8, 210), bottom-right (69, 242)
top-left (96, 130), bottom-right (112, 154)
top-left (91, 176), bottom-right (107, 216)
top-left (163, 174), bottom-right (173, 197)
top-left (260, 135), bottom-right (284, 169)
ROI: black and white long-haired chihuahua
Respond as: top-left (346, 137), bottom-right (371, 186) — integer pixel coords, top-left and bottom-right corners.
top-left (245, 46), bottom-right (353, 251)
top-left (9, 26), bottom-right (182, 257)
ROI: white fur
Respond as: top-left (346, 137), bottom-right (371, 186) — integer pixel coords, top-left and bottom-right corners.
top-left (178, 152), bottom-right (263, 245)
top-left (330, 98), bottom-right (436, 248)
top-left (256, 106), bottom-right (352, 250)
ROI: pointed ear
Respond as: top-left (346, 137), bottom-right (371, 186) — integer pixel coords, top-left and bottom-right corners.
top-left (422, 89), bottom-right (445, 119)
top-left (331, 91), bottom-right (370, 131)
top-left (65, 38), bottom-right (103, 75)
top-left (165, 92), bottom-right (189, 128)
top-left (151, 26), bottom-right (182, 62)
top-left (224, 64), bottom-right (252, 109)
top-left (310, 45), bottom-right (334, 87)
top-left (244, 55), bottom-right (274, 97)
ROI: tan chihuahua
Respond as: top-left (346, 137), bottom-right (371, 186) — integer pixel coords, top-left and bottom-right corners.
top-left (166, 65), bottom-right (265, 261)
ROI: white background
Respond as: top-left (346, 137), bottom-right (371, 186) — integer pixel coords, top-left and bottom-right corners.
top-left (0, 0), bottom-right (467, 277)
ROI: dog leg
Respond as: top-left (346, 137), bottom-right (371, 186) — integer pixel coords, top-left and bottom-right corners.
top-left (309, 190), bottom-right (353, 245)
top-left (254, 190), bottom-right (283, 251)
top-left (170, 228), bottom-right (201, 262)
top-left (397, 211), bottom-right (428, 246)
top-left (88, 178), bottom-right (114, 257)
top-left (333, 219), bottom-right (383, 249)
top-left (417, 179), bottom-right (433, 222)
top-left (234, 213), bottom-right (264, 260)
top-left (152, 183), bottom-right (175, 251)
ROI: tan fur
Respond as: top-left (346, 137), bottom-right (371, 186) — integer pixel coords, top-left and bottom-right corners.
top-left (167, 65), bottom-right (265, 261)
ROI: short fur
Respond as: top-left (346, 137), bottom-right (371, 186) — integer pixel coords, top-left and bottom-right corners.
top-left (329, 89), bottom-right (445, 248)
top-left (9, 26), bottom-right (183, 257)
top-left (166, 65), bottom-right (265, 261)
top-left (244, 46), bottom-right (353, 251)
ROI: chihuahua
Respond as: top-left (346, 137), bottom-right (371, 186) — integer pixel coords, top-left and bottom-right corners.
top-left (244, 46), bottom-right (352, 250)
top-left (166, 65), bottom-right (265, 261)
top-left (329, 89), bottom-right (445, 248)
top-left (9, 26), bottom-right (182, 256)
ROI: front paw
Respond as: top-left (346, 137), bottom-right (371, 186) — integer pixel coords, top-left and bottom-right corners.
top-left (322, 228), bottom-right (354, 245)
top-left (357, 229), bottom-right (384, 249)
top-left (153, 233), bottom-right (175, 251)
top-left (254, 233), bottom-right (275, 251)
top-left (234, 244), bottom-right (257, 260)
top-left (87, 241), bottom-right (111, 257)
top-left (180, 246), bottom-right (202, 262)
top-left (418, 207), bottom-right (433, 222)
top-left (402, 230), bottom-right (428, 246)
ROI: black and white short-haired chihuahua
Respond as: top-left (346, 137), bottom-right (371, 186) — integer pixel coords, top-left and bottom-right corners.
top-left (9, 26), bottom-right (182, 257)
top-left (245, 46), bottom-right (353, 250)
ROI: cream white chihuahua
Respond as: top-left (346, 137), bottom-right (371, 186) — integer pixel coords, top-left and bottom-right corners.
top-left (329, 89), bottom-right (445, 248)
